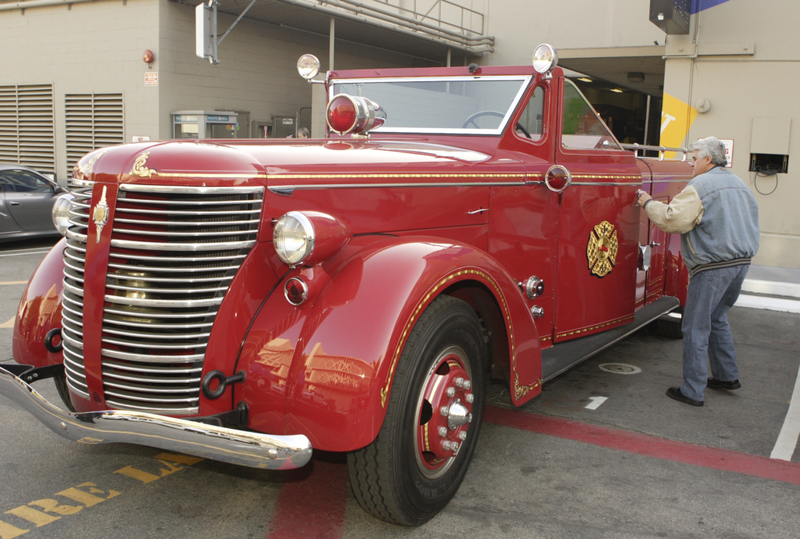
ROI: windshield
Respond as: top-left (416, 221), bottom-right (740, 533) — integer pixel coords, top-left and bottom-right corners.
top-left (330, 76), bottom-right (531, 135)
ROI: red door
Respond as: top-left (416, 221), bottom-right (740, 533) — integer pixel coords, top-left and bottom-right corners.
top-left (551, 77), bottom-right (642, 343)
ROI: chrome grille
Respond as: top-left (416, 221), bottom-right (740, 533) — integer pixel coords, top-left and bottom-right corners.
top-left (61, 179), bottom-right (93, 401)
top-left (61, 182), bottom-right (264, 415)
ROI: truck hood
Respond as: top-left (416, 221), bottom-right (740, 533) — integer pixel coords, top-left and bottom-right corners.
top-left (75, 139), bottom-right (498, 186)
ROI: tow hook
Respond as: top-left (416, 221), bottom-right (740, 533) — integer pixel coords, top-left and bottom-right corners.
top-left (44, 328), bottom-right (63, 353)
top-left (201, 370), bottom-right (246, 399)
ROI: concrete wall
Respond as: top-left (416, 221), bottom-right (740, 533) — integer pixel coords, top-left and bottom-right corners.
top-left (662, 0), bottom-right (800, 268)
top-left (158, 1), bottom-right (423, 141)
top-left (0, 0), bottom-right (161, 180)
top-left (483, 0), bottom-right (664, 65)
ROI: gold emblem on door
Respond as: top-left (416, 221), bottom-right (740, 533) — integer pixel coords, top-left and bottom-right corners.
top-left (587, 221), bottom-right (618, 277)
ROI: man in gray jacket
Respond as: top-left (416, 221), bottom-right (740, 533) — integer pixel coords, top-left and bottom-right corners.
top-left (636, 137), bottom-right (759, 407)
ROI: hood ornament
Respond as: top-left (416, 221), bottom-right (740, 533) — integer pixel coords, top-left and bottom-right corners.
top-left (93, 186), bottom-right (109, 243)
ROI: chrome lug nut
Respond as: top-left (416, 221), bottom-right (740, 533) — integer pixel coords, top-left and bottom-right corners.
top-left (442, 441), bottom-right (452, 451)
top-left (463, 380), bottom-right (471, 390)
top-left (458, 431), bottom-right (467, 441)
top-left (468, 413), bottom-right (473, 423)
top-left (454, 377), bottom-right (465, 388)
top-left (466, 394), bottom-right (474, 403)
top-left (451, 442), bottom-right (459, 451)
top-left (446, 387), bottom-right (456, 398)
top-left (440, 406), bottom-right (450, 417)
top-left (438, 426), bottom-right (448, 437)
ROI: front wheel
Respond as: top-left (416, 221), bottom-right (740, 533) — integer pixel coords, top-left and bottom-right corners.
top-left (348, 295), bottom-right (487, 526)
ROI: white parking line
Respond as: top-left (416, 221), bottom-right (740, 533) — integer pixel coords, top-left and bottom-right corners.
top-left (771, 364), bottom-right (800, 461)
top-left (0, 317), bottom-right (13, 329)
top-left (585, 397), bottom-right (608, 410)
top-left (0, 281), bottom-right (28, 286)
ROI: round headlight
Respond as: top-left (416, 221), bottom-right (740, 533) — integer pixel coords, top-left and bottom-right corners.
top-left (274, 211), bottom-right (315, 266)
top-left (52, 194), bottom-right (74, 236)
top-left (297, 54), bottom-right (320, 80)
top-left (532, 43), bottom-right (558, 74)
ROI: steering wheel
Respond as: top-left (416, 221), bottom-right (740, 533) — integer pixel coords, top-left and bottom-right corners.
top-left (462, 110), bottom-right (532, 138)
top-left (462, 110), bottom-right (505, 129)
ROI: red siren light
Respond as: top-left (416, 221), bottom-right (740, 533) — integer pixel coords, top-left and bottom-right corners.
top-left (326, 94), bottom-right (385, 136)
top-left (327, 95), bottom-right (358, 134)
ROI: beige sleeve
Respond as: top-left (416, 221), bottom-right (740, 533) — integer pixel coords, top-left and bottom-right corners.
top-left (644, 185), bottom-right (704, 234)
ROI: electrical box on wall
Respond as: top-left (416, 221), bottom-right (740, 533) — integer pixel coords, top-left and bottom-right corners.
top-left (649, 0), bottom-right (690, 34)
top-left (749, 117), bottom-right (791, 174)
top-left (750, 154), bottom-right (789, 175)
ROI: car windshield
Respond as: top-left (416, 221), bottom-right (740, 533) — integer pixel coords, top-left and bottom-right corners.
top-left (330, 76), bottom-right (531, 135)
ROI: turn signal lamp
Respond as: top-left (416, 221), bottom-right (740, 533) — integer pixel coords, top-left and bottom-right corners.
top-left (326, 94), bottom-right (386, 136)
top-left (273, 211), bottom-right (352, 267)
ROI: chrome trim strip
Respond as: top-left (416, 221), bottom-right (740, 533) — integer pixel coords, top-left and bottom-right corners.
top-left (103, 318), bottom-right (214, 330)
top-left (104, 295), bottom-right (223, 308)
top-left (112, 227), bottom-right (257, 238)
top-left (113, 217), bottom-right (261, 227)
top-left (103, 399), bottom-right (199, 415)
top-left (65, 229), bottom-right (89, 243)
top-left (66, 380), bottom-right (91, 400)
top-left (102, 306), bottom-right (213, 319)
top-left (120, 184), bottom-right (265, 195)
top-left (0, 366), bottom-right (312, 470)
top-left (110, 239), bottom-right (257, 252)
top-left (105, 283), bottom-right (229, 294)
top-left (570, 182), bottom-right (642, 186)
top-left (103, 381), bottom-right (199, 395)
top-left (114, 207), bottom-right (262, 216)
top-left (268, 181), bottom-right (528, 194)
top-left (106, 273), bottom-right (234, 284)
top-left (102, 361), bottom-right (202, 376)
top-left (102, 327), bottom-right (211, 340)
top-left (61, 280), bottom-right (84, 297)
top-left (101, 348), bottom-right (205, 362)
top-left (108, 253), bottom-right (246, 263)
top-left (107, 262), bottom-right (242, 274)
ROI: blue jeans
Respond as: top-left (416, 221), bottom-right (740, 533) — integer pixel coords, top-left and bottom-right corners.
top-left (680, 265), bottom-right (749, 402)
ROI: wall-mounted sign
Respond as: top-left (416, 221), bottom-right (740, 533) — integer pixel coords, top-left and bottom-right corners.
top-left (719, 138), bottom-right (734, 167)
top-left (132, 136), bottom-right (151, 143)
top-left (144, 72), bottom-right (158, 86)
top-left (206, 115), bottom-right (230, 122)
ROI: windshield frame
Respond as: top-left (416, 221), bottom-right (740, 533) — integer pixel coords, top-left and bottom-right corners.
top-left (328, 75), bottom-right (533, 136)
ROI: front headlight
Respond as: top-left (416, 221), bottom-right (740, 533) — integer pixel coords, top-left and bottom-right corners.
top-left (274, 212), bottom-right (315, 266)
top-left (52, 194), bottom-right (74, 236)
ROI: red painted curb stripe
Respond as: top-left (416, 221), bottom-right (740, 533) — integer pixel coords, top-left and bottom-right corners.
top-left (266, 458), bottom-right (349, 539)
top-left (484, 406), bottom-right (800, 485)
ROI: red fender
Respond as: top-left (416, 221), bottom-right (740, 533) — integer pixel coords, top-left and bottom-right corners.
top-left (13, 238), bottom-right (66, 368)
top-left (235, 235), bottom-right (542, 452)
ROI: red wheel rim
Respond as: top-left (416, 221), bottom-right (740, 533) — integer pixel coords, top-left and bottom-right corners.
top-left (413, 346), bottom-right (474, 479)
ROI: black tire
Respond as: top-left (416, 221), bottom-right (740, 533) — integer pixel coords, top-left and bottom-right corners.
top-left (54, 373), bottom-right (77, 412)
top-left (348, 295), bottom-right (487, 526)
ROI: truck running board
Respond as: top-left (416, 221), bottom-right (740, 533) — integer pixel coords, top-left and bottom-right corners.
top-left (541, 296), bottom-right (680, 382)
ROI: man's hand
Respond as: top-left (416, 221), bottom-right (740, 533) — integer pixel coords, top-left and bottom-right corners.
top-left (636, 189), bottom-right (652, 208)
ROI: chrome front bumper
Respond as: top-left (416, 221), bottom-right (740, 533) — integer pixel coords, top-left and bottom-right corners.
top-left (0, 366), bottom-right (312, 470)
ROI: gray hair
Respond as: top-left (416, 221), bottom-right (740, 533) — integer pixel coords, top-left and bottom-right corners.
top-left (689, 137), bottom-right (727, 166)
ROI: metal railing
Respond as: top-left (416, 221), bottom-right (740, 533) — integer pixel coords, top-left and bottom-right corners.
top-left (621, 143), bottom-right (690, 162)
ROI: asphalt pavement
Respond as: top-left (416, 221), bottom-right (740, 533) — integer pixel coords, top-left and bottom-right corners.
top-left (1, 238), bottom-right (799, 539)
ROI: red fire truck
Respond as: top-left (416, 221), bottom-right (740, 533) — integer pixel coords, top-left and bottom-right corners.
top-left (1, 45), bottom-right (691, 525)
